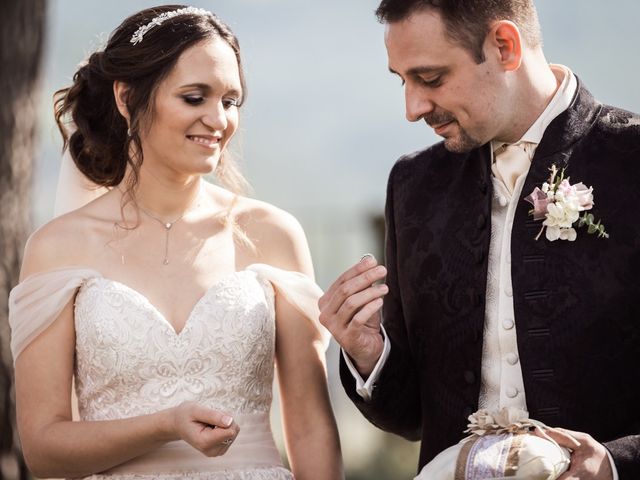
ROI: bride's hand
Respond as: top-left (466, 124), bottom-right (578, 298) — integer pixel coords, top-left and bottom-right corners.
top-left (172, 402), bottom-right (240, 456)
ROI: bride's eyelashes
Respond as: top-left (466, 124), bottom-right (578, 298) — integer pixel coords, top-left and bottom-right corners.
top-left (181, 95), bottom-right (239, 109)
top-left (182, 95), bottom-right (205, 106)
top-left (222, 97), bottom-right (239, 109)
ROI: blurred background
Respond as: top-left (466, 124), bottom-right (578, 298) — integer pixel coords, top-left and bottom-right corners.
top-left (2, 0), bottom-right (640, 478)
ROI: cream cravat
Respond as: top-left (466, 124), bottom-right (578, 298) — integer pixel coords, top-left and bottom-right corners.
top-left (492, 142), bottom-right (534, 194)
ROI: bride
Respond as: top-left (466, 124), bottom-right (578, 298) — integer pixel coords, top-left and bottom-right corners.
top-left (9, 5), bottom-right (342, 479)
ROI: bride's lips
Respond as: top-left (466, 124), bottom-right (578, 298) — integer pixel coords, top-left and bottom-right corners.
top-left (186, 134), bottom-right (221, 149)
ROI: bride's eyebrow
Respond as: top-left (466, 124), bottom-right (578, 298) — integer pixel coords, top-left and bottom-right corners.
top-left (177, 83), bottom-right (242, 97)
top-left (178, 83), bottom-right (211, 91)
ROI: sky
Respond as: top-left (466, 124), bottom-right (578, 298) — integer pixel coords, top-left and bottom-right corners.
top-left (35, 1), bottom-right (640, 289)
top-left (30, 2), bottom-right (640, 475)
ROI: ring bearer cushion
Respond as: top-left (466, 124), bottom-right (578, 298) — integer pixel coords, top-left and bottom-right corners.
top-left (415, 408), bottom-right (570, 480)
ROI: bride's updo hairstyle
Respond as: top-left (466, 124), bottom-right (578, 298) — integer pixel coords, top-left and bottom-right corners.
top-left (54, 5), bottom-right (248, 195)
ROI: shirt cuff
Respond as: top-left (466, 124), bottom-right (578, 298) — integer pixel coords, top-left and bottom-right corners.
top-left (341, 324), bottom-right (391, 401)
top-left (604, 446), bottom-right (619, 480)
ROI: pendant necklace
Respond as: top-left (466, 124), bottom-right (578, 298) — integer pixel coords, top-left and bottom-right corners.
top-left (138, 186), bottom-right (202, 266)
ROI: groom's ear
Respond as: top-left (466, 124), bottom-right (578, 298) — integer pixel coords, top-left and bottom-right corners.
top-left (113, 80), bottom-right (131, 123)
top-left (486, 20), bottom-right (523, 72)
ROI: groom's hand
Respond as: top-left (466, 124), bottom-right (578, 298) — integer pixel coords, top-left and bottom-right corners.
top-left (535, 427), bottom-right (614, 480)
top-left (319, 255), bottom-right (388, 378)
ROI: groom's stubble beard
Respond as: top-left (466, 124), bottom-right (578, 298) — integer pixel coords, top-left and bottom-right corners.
top-left (425, 111), bottom-right (483, 153)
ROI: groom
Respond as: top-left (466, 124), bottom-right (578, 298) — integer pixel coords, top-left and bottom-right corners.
top-left (319, 0), bottom-right (640, 478)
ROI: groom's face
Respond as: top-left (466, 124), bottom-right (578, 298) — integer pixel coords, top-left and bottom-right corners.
top-left (385, 8), bottom-right (508, 153)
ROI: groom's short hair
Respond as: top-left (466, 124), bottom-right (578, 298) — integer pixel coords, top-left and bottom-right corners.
top-left (375, 0), bottom-right (542, 63)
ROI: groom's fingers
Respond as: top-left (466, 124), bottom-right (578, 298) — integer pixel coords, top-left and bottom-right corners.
top-left (534, 427), bottom-right (581, 450)
top-left (350, 298), bottom-right (383, 329)
top-left (322, 265), bottom-right (387, 325)
top-left (319, 255), bottom-right (380, 310)
top-left (335, 283), bottom-right (388, 328)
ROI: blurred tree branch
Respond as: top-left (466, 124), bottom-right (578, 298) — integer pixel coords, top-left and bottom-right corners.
top-left (0, 0), bottom-right (47, 478)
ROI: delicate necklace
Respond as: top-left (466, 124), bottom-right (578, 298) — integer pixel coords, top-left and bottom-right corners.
top-left (137, 187), bottom-right (202, 266)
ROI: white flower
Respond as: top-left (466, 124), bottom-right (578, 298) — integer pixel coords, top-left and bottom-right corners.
top-left (561, 228), bottom-right (578, 241)
top-left (544, 201), bottom-right (580, 229)
top-left (526, 165), bottom-right (607, 242)
top-left (547, 226), bottom-right (578, 242)
top-left (545, 225), bottom-right (560, 241)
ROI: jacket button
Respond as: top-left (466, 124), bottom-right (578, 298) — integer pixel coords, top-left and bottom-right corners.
top-left (464, 370), bottom-right (476, 384)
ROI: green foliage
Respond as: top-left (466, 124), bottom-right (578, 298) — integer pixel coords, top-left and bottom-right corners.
top-left (576, 212), bottom-right (609, 239)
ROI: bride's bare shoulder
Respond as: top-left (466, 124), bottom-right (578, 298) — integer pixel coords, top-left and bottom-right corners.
top-left (221, 190), bottom-right (312, 273)
top-left (20, 193), bottom-right (118, 279)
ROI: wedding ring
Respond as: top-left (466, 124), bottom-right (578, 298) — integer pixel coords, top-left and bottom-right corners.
top-left (221, 438), bottom-right (233, 446)
top-left (360, 253), bottom-right (375, 262)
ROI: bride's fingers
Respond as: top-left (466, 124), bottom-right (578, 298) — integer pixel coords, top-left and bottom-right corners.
top-left (192, 404), bottom-right (235, 429)
top-left (198, 423), bottom-right (239, 457)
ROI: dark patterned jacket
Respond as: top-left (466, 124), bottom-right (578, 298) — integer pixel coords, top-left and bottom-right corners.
top-left (341, 81), bottom-right (640, 478)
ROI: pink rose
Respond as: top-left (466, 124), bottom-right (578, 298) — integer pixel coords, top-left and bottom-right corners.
top-left (557, 179), bottom-right (574, 197)
top-left (524, 187), bottom-right (550, 221)
top-left (573, 182), bottom-right (594, 211)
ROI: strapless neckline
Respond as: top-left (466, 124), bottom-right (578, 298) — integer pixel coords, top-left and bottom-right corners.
top-left (85, 270), bottom-right (259, 336)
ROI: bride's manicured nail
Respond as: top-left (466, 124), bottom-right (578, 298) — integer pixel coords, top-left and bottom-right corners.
top-left (222, 415), bottom-right (233, 427)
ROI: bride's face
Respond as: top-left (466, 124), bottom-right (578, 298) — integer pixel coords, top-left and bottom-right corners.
top-left (140, 38), bottom-right (242, 177)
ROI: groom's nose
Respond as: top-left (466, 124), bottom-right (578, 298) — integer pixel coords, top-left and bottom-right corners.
top-left (405, 84), bottom-right (435, 122)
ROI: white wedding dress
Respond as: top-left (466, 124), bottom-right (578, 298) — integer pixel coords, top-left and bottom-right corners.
top-left (10, 263), bottom-right (327, 479)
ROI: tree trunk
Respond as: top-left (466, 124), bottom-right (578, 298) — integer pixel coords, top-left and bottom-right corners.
top-left (0, 0), bottom-right (47, 478)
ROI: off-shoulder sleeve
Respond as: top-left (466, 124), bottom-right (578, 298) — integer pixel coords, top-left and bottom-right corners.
top-left (8, 267), bottom-right (101, 362)
top-left (246, 263), bottom-right (331, 350)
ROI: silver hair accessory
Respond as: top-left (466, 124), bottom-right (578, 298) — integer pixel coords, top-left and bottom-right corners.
top-left (130, 6), bottom-right (211, 45)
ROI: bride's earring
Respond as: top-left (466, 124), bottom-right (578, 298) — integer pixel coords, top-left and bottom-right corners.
top-left (126, 127), bottom-right (131, 137)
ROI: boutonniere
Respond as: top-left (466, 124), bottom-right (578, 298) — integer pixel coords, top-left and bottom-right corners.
top-left (524, 165), bottom-right (608, 242)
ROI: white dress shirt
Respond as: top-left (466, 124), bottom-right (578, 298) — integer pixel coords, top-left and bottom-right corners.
top-left (343, 64), bottom-right (618, 478)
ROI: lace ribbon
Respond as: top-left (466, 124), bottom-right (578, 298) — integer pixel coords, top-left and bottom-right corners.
top-left (459, 407), bottom-right (571, 479)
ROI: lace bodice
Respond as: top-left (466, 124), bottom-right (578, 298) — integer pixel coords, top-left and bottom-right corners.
top-left (9, 264), bottom-right (326, 479)
top-left (74, 271), bottom-right (276, 420)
